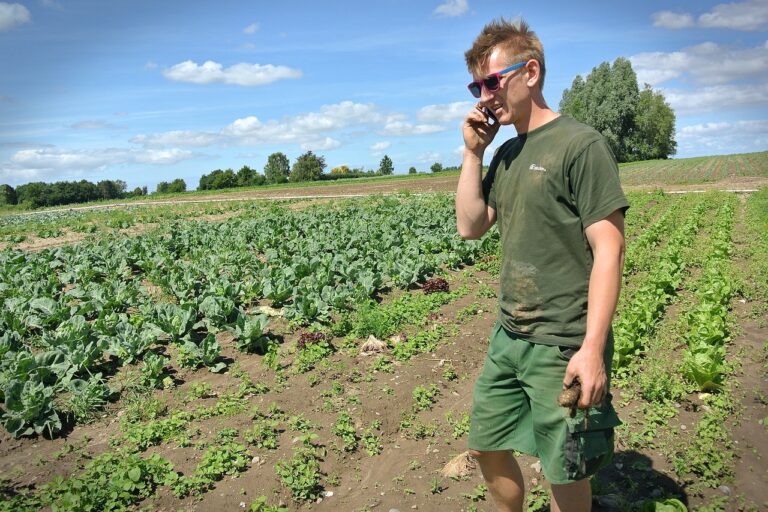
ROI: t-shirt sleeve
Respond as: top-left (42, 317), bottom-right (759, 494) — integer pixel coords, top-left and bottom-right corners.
top-left (568, 138), bottom-right (629, 229)
top-left (482, 145), bottom-right (505, 210)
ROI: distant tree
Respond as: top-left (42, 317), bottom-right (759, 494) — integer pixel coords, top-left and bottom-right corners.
top-left (430, 162), bottom-right (444, 173)
top-left (264, 152), bottom-right (290, 184)
top-left (628, 84), bottom-right (677, 161)
top-left (0, 184), bottom-right (17, 205)
top-left (96, 180), bottom-right (126, 200)
top-left (157, 178), bottom-right (186, 194)
top-left (408, 166), bottom-right (417, 175)
top-left (168, 178), bottom-right (186, 193)
top-left (559, 57), bottom-right (675, 162)
top-left (290, 151), bottom-right (326, 182)
top-left (142, 186), bottom-right (148, 195)
top-left (16, 180), bottom-right (101, 207)
top-left (378, 155), bottom-right (394, 176)
top-left (236, 165), bottom-right (258, 187)
top-left (127, 186), bottom-right (145, 197)
top-left (199, 169), bottom-right (236, 190)
top-left (330, 165), bottom-right (350, 175)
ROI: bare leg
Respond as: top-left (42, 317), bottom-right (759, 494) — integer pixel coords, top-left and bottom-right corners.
top-left (468, 450), bottom-right (525, 512)
top-left (551, 478), bottom-right (591, 512)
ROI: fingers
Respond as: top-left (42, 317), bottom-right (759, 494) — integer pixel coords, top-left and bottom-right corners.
top-left (577, 380), bottom-right (606, 409)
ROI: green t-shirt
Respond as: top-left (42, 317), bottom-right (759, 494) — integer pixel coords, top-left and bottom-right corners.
top-left (482, 115), bottom-right (629, 347)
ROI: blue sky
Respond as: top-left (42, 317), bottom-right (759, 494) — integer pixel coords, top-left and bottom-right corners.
top-left (0, 0), bottom-right (766, 191)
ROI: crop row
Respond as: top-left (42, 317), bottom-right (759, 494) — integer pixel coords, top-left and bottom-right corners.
top-left (680, 199), bottom-right (736, 392)
top-left (623, 195), bottom-right (682, 274)
top-left (613, 196), bottom-right (708, 370)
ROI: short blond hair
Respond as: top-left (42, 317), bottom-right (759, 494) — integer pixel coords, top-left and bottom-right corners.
top-left (464, 17), bottom-right (546, 90)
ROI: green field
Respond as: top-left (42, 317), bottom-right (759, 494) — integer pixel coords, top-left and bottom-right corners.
top-left (0, 164), bottom-right (767, 510)
top-left (619, 151), bottom-right (768, 186)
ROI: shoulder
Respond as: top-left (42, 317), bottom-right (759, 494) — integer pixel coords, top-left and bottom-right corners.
top-left (552, 116), bottom-right (615, 165)
top-left (554, 116), bottom-right (603, 147)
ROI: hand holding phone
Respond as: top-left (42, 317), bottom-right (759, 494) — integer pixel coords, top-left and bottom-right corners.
top-left (482, 107), bottom-right (498, 126)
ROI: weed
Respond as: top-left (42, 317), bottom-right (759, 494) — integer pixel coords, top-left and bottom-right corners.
top-left (249, 496), bottom-right (289, 512)
top-left (456, 301), bottom-right (483, 323)
top-left (288, 413), bottom-right (315, 433)
top-left (462, 483), bottom-right (487, 502)
top-left (372, 356), bottom-right (394, 373)
top-left (442, 363), bottom-right (458, 381)
top-left (332, 412), bottom-right (359, 452)
top-left (429, 476), bottom-right (445, 494)
top-left (412, 384), bottom-right (440, 411)
top-left (526, 484), bottom-right (550, 511)
top-left (477, 283), bottom-right (497, 299)
top-left (275, 447), bottom-right (324, 502)
top-left (245, 418), bottom-right (280, 449)
top-left (445, 411), bottom-right (471, 439)
top-left (186, 382), bottom-right (214, 401)
top-left (362, 421), bottom-right (383, 456)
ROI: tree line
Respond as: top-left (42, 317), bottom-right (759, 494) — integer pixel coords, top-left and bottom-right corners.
top-left (0, 180), bottom-right (147, 209)
top-left (559, 57), bottom-right (676, 162)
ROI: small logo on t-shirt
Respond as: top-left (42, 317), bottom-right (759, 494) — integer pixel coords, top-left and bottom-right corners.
top-left (529, 163), bottom-right (547, 173)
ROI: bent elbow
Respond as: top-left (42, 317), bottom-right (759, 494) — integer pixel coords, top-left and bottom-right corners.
top-left (456, 223), bottom-right (481, 240)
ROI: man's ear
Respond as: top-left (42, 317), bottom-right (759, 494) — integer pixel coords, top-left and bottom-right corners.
top-left (525, 59), bottom-right (542, 89)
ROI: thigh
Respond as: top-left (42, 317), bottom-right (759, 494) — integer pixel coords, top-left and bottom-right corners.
top-left (523, 342), bottom-right (621, 485)
top-left (468, 323), bottom-right (536, 455)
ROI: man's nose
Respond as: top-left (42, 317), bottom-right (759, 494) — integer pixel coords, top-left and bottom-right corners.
top-left (479, 85), bottom-right (493, 103)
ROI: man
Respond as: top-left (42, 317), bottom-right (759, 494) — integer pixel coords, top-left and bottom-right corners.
top-left (456, 18), bottom-right (629, 512)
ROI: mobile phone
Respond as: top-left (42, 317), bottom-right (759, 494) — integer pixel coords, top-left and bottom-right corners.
top-left (483, 107), bottom-right (497, 126)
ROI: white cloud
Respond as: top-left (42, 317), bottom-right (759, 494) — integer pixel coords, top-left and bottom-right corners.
top-left (1, 147), bottom-right (197, 183)
top-left (652, 11), bottom-right (695, 29)
top-left (301, 137), bottom-right (341, 151)
top-left (434, 0), bottom-right (468, 17)
top-left (652, 1), bottom-right (768, 31)
top-left (417, 151), bottom-right (442, 164)
top-left (131, 101), bottom-right (443, 156)
top-left (134, 148), bottom-right (195, 164)
top-left (371, 141), bottom-right (391, 152)
top-left (220, 101), bottom-right (383, 146)
top-left (676, 119), bottom-right (768, 155)
top-left (243, 22), bottom-right (260, 34)
top-left (699, 0), bottom-right (768, 31)
top-left (381, 114), bottom-right (445, 136)
top-left (132, 130), bottom-right (220, 147)
top-left (679, 119), bottom-right (768, 137)
top-left (71, 120), bottom-right (117, 130)
top-left (162, 60), bottom-right (302, 86)
top-left (417, 101), bottom-right (474, 122)
top-left (0, 2), bottom-right (30, 31)
top-left (630, 41), bottom-right (768, 86)
top-left (661, 82), bottom-right (768, 115)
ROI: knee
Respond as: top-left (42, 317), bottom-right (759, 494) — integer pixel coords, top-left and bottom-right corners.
top-left (468, 449), bottom-right (496, 460)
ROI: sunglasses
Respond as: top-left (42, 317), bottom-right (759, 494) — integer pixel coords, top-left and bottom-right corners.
top-left (467, 61), bottom-right (527, 98)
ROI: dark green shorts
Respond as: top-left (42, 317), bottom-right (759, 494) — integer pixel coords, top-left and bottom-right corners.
top-left (468, 322), bottom-right (621, 485)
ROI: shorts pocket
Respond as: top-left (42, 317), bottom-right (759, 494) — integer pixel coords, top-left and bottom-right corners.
top-left (563, 403), bottom-right (622, 481)
top-left (555, 345), bottom-right (578, 362)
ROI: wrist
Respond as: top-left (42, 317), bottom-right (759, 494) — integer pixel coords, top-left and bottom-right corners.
top-left (580, 335), bottom-right (607, 355)
top-left (463, 147), bottom-right (485, 163)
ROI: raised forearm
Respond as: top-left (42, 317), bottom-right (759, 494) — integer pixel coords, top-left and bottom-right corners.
top-left (456, 149), bottom-right (491, 239)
